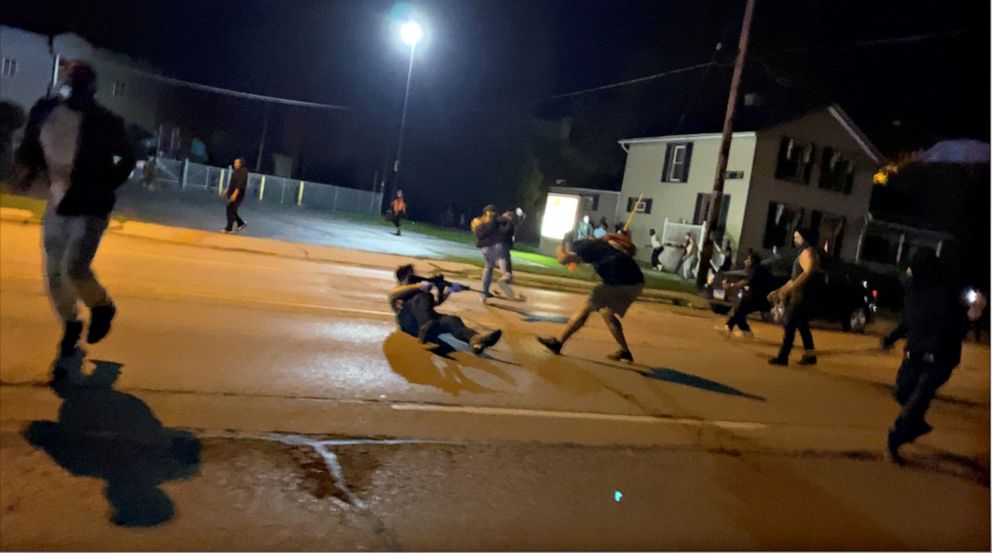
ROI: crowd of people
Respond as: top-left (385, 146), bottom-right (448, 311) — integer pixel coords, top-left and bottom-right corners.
top-left (11, 58), bottom-right (986, 466)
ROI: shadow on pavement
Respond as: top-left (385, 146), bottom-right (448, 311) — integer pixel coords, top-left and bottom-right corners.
top-left (638, 367), bottom-right (766, 401)
top-left (384, 331), bottom-right (516, 396)
top-left (22, 354), bottom-right (201, 527)
top-left (486, 302), bottom-right (571, 324)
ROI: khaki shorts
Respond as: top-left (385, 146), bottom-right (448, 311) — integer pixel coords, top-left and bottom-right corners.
top-left (589, 283), bottom-right (643, 317)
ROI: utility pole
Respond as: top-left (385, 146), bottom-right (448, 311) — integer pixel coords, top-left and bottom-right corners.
top-left (696, 0), bottom-right (756, 289)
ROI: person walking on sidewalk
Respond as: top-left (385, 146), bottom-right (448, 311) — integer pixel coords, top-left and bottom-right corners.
top-left (14, 59), bottom-right (136, 358)
top-left (389, 264), bottom-right (502, 354)
top-left (537, 232), bottom-right (644, 362)
top-left (388, 190), bottom-right (407, 236)
top-left (472, 204), bottom-right (512, 303)
top-left (223, 157), bottom-right (248, 233)
top-left (767, 228), bottom-right (823, 366)
top-left (880, 249), bottom-right (971, 463)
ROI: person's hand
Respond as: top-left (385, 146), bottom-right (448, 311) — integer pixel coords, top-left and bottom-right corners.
top-left (418, 281), bottom-right (434, 292)
top-left (766, 290), bottom-right (779, 304)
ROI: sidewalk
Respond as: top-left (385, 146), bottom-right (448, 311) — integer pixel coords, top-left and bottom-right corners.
top-left (0, 206), bottom-right (707, 307)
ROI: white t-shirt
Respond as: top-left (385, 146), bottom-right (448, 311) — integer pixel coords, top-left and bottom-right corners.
top-left (39, 103), bottom-right (82, 206)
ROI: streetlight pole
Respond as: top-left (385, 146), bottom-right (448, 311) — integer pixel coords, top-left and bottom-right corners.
top-left (382, 20), bottom-right (422, 213)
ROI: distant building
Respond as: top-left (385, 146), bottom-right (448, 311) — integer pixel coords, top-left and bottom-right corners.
top-left (615, 104), bottom-right (884, 267)
top-left (0, 25), bottom-right (163, 134)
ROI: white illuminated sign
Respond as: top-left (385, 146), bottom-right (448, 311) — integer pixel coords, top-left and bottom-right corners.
top-left (540, 194), bottom-right (580, 239)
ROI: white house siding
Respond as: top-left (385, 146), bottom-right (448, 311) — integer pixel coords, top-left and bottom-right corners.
top-left (741, 109), bottom-right (876, 262)
top-left (0, 26), bottom-right (56, 116)
top-left (617, 134), bottom-right (757, 264)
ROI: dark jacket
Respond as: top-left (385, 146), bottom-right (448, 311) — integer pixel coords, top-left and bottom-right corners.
top-left (473, 217), bottom-right (500, 248)
top-left (743, 263), bottom-right (776, 310)
top-left (883, 251), bottom-right (968, 368)
top-left (16, 96), bottom-right (136, 217)
top-left (227, 167), bottom-right (248, 201)
top-left (496, 216), bottom-right (518, 248)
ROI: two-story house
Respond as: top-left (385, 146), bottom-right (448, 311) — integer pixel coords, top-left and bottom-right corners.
top-left (615, 104), bottom-right (884, 268)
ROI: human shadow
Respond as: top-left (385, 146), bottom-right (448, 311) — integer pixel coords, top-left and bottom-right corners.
top-left (638, 366), bottom-right (766, 401)
top-left (22, 354), bottom-right (201, 527)
top-left (383, 331), bottom-right (516, 396)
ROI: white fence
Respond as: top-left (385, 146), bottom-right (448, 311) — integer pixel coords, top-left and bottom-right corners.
top-left (137, 158), bottom-right (382, 215)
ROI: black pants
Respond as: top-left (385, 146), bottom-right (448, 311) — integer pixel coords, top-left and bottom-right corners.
top-left (389, 213), bottom-right (402, 230)
top-left (651, 247), bottom-right (662, 268)
top-left (778, 300), bottom-right (815, 359)
top-left (400, 294), bottom-right (477, 344)
top-left (890, 355), bottom-right (953, 442)
top-left (726, 297), bottom-right (763, 332)
top-left (225, 199), bottom-right (245, 231)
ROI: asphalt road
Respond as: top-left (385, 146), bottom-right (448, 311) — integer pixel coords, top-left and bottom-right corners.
top-left (0, 219), bottom-right (988, 550)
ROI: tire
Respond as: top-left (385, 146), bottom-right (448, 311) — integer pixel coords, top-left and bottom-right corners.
top-left (847, 307), bottom-right (868, 333)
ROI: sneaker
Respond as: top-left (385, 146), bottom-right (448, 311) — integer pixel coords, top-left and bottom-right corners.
top-left (537, 336), bottom-right (563, 355)
top-left (236, 223), bottom-right (246, 232)
top-left (87, 303), bottom-right (117, 344)
top-left (714, 324), bottom-right (732, 336)
top-left (606, 349), bottom-right (634, 363)
top-left (733, 329), bottom-right (754, 339)
top-left (59, 320), bottom-right (84, 358)
top-left (417, 320), bottom-right (440, 344)
top-left (768, 356), bottom-right (788, 366)
top-left (220, 228), bottom-right (232, 233)
top-left (797, 354), bottom-right (818, 366)
top-left (470, 329), bottom-right (502, 354)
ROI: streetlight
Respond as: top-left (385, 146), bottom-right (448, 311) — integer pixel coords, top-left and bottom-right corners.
top-left (385, 20), bottom-right (422, 211)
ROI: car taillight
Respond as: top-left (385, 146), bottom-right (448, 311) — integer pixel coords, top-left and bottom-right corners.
top-left (872, 290), bottom-right (878, 299)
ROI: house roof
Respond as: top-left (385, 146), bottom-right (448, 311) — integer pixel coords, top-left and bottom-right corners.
top-left (618, 103), bottom-right (886, 165)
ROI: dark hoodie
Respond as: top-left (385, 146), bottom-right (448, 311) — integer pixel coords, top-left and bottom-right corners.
top-left (883, 250), bottom-right (968, 367)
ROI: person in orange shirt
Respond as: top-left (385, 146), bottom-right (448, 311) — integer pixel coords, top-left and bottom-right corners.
top-left (389, 190), bottom-right (407, 236)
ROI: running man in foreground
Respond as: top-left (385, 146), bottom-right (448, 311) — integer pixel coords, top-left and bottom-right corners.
top-left (537, 233), bottom-right (644, 362)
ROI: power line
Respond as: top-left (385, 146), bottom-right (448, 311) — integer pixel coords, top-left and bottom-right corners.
top-left (119, 65), bottom-right (351, 111)
top-left (466, 61), bottom-right (718, 113)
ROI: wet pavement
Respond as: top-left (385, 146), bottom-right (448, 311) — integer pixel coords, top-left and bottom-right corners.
top-left (0, 219), bottom-right (989, 550)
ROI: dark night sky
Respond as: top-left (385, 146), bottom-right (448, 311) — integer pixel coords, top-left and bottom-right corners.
top-left (2, 0), bottom-right (989, 218)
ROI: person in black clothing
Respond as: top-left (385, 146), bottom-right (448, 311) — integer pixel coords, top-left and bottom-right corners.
top-left (223, 157), bottom-right (248, 233)
top-left (537, 233), bottom-right (644, 362)
top-left (880, 250), bottom-right (970, 463)
top-left (720, 252), bottom-right (774, 336)
top-left (389, 264), bottom-right (502, 354)
top-left (768, 228), bottom-right (823, 366)
top-left (14, 59), bottom-right (136, 358)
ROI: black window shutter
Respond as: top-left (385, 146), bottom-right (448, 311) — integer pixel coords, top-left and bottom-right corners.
top-left (682, 143), bottom-right (693, 181)
top-left (803, 145), bottom-right (816, 184)
top-left (627, 197), bottom-right (635, 212)
top-left (661, 144), bottom-right (673, 182)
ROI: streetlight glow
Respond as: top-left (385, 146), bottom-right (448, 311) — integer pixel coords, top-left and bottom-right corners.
top-left (399, 21), bottom-right (423, 46)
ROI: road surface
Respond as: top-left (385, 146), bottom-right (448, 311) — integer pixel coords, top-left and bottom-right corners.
top-left (0, 219), bottom-right (988, 550)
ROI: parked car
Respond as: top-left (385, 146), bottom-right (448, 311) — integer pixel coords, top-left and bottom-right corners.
top-left (702, 257), bottom-right (879, 332)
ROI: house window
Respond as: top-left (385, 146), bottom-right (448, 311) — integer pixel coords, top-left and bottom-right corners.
top-left (775, 137), bottom-right (815, 184)
top-left (812, 211), bottom-right (846, 257)
top-left (626, 197), bottom-right (653, 214)
top-left (818, 147), bottom-right (855, 194)
top-left (763, 201), bottom-right (806, 249)
top-left (1, 58), bottom-right (16, 78)
top-left (661, 142), bottom-right (693, 182)
top-left (726, 170), bottom-right (745, 180)
top-left (112, 80), bottom-right (127, 97)
top-left (693, 193), bottom-right (732, 229)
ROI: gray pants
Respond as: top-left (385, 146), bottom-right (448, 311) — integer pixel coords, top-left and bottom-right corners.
top-left (43, 210), bottom-right (111, 322)
top-left (480, 243), bottom-right (513, 297)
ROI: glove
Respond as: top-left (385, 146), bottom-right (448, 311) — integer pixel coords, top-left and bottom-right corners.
top-left (418, 281), bottom-right (434, 292)
top-left (449, 283), bottom-right (466, 293)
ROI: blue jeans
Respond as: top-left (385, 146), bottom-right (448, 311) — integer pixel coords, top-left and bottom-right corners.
top-left (480, 243), bottom-right (511, 297)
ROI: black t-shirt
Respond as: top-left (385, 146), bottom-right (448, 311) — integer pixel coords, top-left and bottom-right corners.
top-left (573, 239), bottom-right (644, 286)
